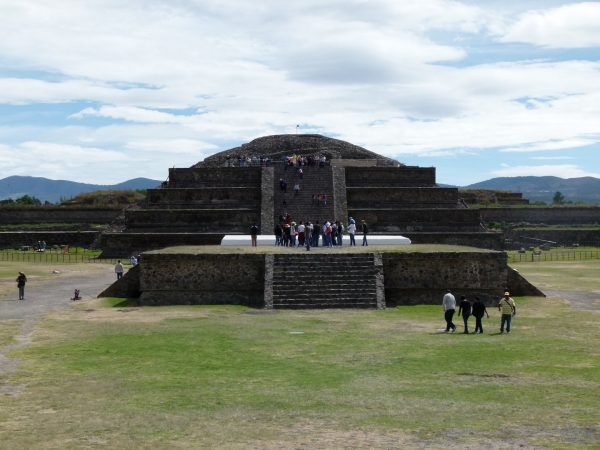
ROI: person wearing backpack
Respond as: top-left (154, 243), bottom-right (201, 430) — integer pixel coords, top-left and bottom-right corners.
top-left (324, 222), bottom-right (333, 248)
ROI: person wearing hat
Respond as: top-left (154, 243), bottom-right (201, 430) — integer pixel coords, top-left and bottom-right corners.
top-left (16, 271), bottom-right (27, 300)
top-left (457, 295), bottom-right (472, 334)
top-left (442, 289), bottom-right (456, 332)
top-left (498, 292), bottom-right (516, 334)
top-left (471, 296), bottom-right (490, 333)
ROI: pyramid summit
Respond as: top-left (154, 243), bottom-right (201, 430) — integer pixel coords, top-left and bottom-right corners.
top-left (194, 134), bottom-right (401, 168)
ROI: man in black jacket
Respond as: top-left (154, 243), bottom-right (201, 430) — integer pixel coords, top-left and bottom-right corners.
top-left (471, 296), bottom-right (490, 333)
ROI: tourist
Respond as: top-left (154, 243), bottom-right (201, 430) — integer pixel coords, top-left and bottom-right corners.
top-left (347, 220), bottom-right (356, 246)
top-left (331, 222), bottom-right (338, 246)
top-left (285, 214), bottom-right (291, 225)
top-left (337, 221), bottom-right (344, 246)
top-left (226, 155), bottom-right (231, 167)
top-left (274, 223), bottom-right (283, 246)
top-left (115, 260), bottom-right (124, 280)
top-left (283, 224), bottom-right (292, 247)
top-left (361, 220), bottom-right (369, 246)
top-left (313, 221), bottom-right (320, 246)
top-left (498, 291), bottom-right (516, 334)
top-left (250, 223), bottom-right (259, 247)
top-left (442, 289), bottom-right (457, 332)
top-left (290, 222), bottom-right (297, 247)
top-left (457, 295), bottom-right (471, 334)
top-left (16, 271), bottom-right (27, 300)
top-left (324, 222), bottom-right (333, 248)
top-left (297, 222), bottom-right (305, 247)
top-left (472, 296), bottom-right (489, 333)
top-left (299, 167), bottom-right (303, 180)
top-left (130, 255), bottom-right (137, 266)
top-left (42, 241), bottom-right (46, 250)
top-left (279, 178), bottom-right (287, 193)
top-left (305, 222), bottom-right (312, 251)
top-left (323, 194), bottom-right (327, 206)
top-left (294, 182), bottom-right (300, 196)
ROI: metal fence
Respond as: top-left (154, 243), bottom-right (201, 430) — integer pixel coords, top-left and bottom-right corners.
top-left (0, 251), bottom-right (119, 264)
top-left (508, 250), bottom-right (600, 263)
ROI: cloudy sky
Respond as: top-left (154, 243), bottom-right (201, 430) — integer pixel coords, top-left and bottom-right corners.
top-left (1, 0), bottom-right (599, 185)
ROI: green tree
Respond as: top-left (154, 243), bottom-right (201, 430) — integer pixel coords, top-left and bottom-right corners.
top-left (15, 195), bottom-right (42, 205)
top-left (553, 191), bottom-right (565, 204)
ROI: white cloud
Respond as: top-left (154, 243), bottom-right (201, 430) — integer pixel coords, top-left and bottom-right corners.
top-left (125, 139), bottom-right (217, 154)
top-left (499, 139), bottom-right (597, 152)
top-left (490, 164), bottom-right (600, 178)
top-left (530, 156), bottom-right (573, 160)
top-left (501, 2), bottom-right (600, 48)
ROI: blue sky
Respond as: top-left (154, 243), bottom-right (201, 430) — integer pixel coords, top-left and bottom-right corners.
top-left (0, 0), bottom-right (599, 186)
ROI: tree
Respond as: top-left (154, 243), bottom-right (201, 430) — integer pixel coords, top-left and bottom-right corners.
top-left (15, 195), bottom-right (42, 205)
top-left (552, 191), bottom-right (565, 204)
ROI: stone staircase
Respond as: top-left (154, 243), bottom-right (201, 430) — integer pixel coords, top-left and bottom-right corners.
top-left (273, 164), bottom-right (336, 226)
top-left (271, 253), bottom-right (380, 309)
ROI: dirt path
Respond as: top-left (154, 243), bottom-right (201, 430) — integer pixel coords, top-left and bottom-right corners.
top-left (544, 290), bottom-right (600, 312)
top-left (0, 266), bottom-right (116, 377)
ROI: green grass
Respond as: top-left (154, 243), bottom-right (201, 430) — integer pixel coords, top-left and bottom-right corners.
top-left (511, 259), bottom-right (600, 292)
top-left (1, 292), bottom-right (599, 448)
top-left (0, 320), bottom-right (22, 347)
top-left (153, 243), bottom-right (495, 254)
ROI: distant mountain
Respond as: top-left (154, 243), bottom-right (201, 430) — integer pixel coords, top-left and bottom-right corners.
top-left (0, 176), bottom-right (162, 204)
top-left (463, 176), bottom-right (600, 204)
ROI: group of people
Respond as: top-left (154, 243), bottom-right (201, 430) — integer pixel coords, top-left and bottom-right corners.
top-left (442, 290), bottom-right (516, 334)
top-left (226, 154), bottom-right (273, 167)
top-left (311, 194), bottom-right (327, 206)
top-left (272, 216), bottom-right (369, 248)
top-left (283, 154), bottom-right (327, 169)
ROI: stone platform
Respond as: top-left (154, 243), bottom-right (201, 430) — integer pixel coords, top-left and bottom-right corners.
top-left (99, 245), bottom-right (545, 308)
top-left (221, 235), bottom-right (412, 246)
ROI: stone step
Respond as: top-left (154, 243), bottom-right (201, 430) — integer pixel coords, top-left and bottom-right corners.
top-left (272, 302), bottom-right (377, 309)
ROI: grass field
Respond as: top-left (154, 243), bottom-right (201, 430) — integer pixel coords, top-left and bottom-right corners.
top-left (0, 260), bottom-right (598, 448)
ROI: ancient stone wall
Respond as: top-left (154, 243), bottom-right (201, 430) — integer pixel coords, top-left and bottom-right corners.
top-left (507, 267), bottom-right (545, 297)
top-left (332, 166), bottom-right (348, 226)
top-left (401, 232), bottom-right (503, 250)
top-left (345, 167), bottom-right (436, 187)
top-left (260, 167), bottom-right (274, 235)
top-left (169, 167), bottom-right (262, 187)
top-left (0, 208), bottom-right (120, 225)
top-left (348, 209), bottom-right (483, 232)
top-left (138, 253), bottom-right (265, 306)
top-left (0, 231), bottom-right (99, 248)
top-left (146, 187), bottom-right (261, 209)
top-left (347, 187), bottom-right (458, 208)
top-left (481, 207), bottom-right (600, 225)
top-left (383, 252), bottom-right (507, 306)
top-left (125, 209), bottom-right (260, 233)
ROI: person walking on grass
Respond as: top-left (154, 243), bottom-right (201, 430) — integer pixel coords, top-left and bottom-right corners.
top-left (442, 289), bottom-right (456, 332)
top-left (457, 295), bottom-right (471, 334)
top-left (16, 271), bottom-right (27, 300)
top-left (499, 291), bottom-right (516, 334)
top-left (115, 260), bottom-right (124, 280)
top-left (471, 296), bottom-right (489, 333)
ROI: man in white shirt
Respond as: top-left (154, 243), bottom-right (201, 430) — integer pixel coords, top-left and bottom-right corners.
top-left (442, 289), bottom-right (457, 332)
top-left (115, 260), bottom-right (125, 280)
